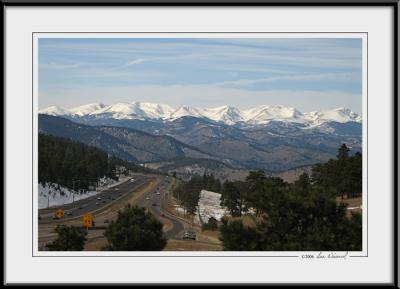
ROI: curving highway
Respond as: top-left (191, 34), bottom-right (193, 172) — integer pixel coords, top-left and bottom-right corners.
top-left (136, 176), bottom-right (186, 239)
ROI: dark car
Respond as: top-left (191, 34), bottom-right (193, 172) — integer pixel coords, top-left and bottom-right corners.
top-left (151, 203), bottom-right (157, 207)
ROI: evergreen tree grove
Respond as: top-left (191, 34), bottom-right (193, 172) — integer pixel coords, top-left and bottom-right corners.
top-left (219, 144), bottom-right (362, 251)
top-left (39, 133), bottom-right (118, 190)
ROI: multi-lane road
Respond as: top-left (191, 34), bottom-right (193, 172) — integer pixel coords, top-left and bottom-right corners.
top-left (136, 176), bottom-right (186, 239)
top-left (39, 175), bottom-right (150, 224)
top-left (38, 173), bottom-right (188, 250)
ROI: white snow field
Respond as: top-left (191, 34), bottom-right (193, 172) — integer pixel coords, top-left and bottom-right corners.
top-left (38, 176), bottom-right (129, 209)
top-left (194, 190), bottom-right (229, 225)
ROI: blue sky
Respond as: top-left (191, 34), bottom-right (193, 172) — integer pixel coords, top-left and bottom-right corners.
top-left (39, 38), bottom-right (362, 113)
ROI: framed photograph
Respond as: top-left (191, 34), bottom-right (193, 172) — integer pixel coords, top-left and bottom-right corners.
top-left (3, 0), bottom-right (399, 285)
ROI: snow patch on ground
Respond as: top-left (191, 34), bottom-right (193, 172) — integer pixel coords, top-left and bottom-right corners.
top-left (98, 176), bottom-right (130, 190)
top-left (194, 190), bottom-right (229, 225)
top-left (38, 183), bottom-right (97, 209)
top-left (38, 176), bottom-right (129, 209)
top-left (174, 205), bottom-right (185, 214)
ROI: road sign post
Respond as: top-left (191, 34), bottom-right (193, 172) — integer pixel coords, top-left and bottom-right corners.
top-left (82, 214), bottom-right (93, 229)
top-left (72, 179), bottom-right (80, 208)
top-left (55, 209), bottom-right (64, 219)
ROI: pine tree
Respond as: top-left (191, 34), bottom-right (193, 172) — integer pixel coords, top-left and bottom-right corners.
top-left (103, 205), bottom-right (166, 251)
top-left (46, 225), bottom-right (87, 251)
top-left (337, 143), bottom-right (350, 159)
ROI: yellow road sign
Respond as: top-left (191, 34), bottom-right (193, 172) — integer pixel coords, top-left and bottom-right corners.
top-left (55, 209), bottom-right (64, 219)
top-left (82, 214), bottom-right (93, 228)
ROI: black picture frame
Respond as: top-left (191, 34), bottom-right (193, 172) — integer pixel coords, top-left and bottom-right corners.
top-left (2, 0), bottom-right (399, 286)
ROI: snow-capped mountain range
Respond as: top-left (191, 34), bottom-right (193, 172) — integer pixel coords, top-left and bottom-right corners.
top-left (39, 101), bottom-right (362, 127)
top-left (39, 100), bottom-right (363, 172)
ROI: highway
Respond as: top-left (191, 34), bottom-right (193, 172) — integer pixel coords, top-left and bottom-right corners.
top-left (38, 174), bottom-right (189, 250)
top-left (38, 175), bottom-right (150, 224)
top-left (39, 174), bottom-right (188, 246)
top-left (136, 176), bottom-right (185, 239)
top-left (38, 174), bottom-right (157, 248)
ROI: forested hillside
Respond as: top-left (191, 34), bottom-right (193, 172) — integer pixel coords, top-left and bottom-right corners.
top-left (39, 133), bottom-right (118, 190)
top-left (312, 144), bottom-right (362, 198)
top-left (163, 144), bottom-right (363, 251)
top-left (219, 144), bottom-right (362, 251)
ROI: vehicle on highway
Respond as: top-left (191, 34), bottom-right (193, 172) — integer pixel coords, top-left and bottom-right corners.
top-left (151, 203), bottom-right (157, 206)
top-left (66, 212), bottom-right (73, 216)
top-left (95, 202), bottom-right (100, 205)
top-left (111, 197), bottom-right (116, 200)
top-left (183, 231), bottom-right (196, 240)
top-left (97, 197), bottom-right (102, 200)
top-left (114, 188), bottom-right (119, 191)
top-left (51, 216), bottom-right (57, 220)
top-left (130, 178), bottom-right (135, 182)
top-left (145, 197), bottom-right (150, 200)
top-left (156, 192), bottom-right (161, 195)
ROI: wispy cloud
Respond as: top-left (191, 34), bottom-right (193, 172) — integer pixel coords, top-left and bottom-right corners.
top-left (42, 62), bottom-right (84, 70)
top-left (38, 37), bottom-right (363, 112)
top-left (123, 58), bottom-right (151, 67)
top-left (122, 53), bottom-right (209, 67)
top-left (214, 72), bottom-right (359, 87)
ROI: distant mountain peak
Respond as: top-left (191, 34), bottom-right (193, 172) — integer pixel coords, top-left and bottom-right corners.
top-left (69, 103), bottom-right (106, 116)
top-left (39, 101), bottom-right (362, 126)
top-left (39, 105), bottom-right (71, 116)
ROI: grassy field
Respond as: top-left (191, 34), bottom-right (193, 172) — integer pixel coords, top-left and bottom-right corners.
top-left (164, 239), bottom-right (222, 251)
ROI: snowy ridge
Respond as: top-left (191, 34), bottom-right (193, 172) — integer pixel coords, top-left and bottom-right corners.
top-left (303, 107), bottom-right (362, 125)
top-left (69, 103), bottom-right (106, 116)
top-left (39, 101), bottom-right (362, 126)
top-left (90, 102), bottom-right (175, 120)
top-left (39, 105), bottom-right (72, 116)
top-left (243, 105), bottom-right (305, 124)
